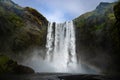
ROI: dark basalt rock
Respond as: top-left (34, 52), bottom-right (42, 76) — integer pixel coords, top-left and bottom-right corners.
top-left (73, 2), bottom-right (120, 75)
top-left (0, 0), bottom-right (48, 53)
top-left (114, 1), bottom-right (120, 22)
top-left (0, 55), bottom-right (35, 74)
top-left (13, 65), bottom-right (35, 74)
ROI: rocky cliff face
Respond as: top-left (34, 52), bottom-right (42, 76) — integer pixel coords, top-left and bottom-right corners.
top-left (74, 2), bottom-right (120, 74)
top-left (0, 0), bottom-right (48, 73)
top-left (0, 0), bottom-right (48, 54)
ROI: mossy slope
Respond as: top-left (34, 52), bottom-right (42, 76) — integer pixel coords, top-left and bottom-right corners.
top-left (0, 0), bottom-right (48, 53)
top-left (74, 2), bottom-right (120, 74)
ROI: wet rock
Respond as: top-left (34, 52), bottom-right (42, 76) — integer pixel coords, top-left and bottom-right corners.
top-left (0, 55), bottom-right (34, 74)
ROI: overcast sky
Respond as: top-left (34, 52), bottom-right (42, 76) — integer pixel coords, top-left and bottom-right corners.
top-left (12, 0), bottom-right (117, 22)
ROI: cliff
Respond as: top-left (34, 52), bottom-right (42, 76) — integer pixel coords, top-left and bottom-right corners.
top-left (0, 0), bottom-right (48, 73)
top-left (74, 2), bottom-right (120, 74)
top-left (0, 0), bottom-right (48, 53)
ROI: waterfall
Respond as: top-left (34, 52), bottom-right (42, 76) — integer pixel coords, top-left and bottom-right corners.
top-left (46, 21), bottom-right (78, 72)
top-left (22, 21), bottom-right (98, 73)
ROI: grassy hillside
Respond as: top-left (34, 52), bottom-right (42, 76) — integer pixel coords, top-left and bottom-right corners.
top-left (0, 0), bottom-right (48, 54)
top-left (74, 2), bottom-right (120, 75)
top-left (0, 0), bottom-right (48, 73)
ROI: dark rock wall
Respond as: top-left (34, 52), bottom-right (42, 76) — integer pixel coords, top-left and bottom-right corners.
top-left (74, 2), bottom-right (120, 75)
top-left (0, 0), bottom-right (48, 73)
top-left (0, 0), bottom-right (48, 54)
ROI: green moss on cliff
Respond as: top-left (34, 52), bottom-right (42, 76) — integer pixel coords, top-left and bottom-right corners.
top-left (0, 55), bottom-right (34, 74)
top-left (0, 9), bottom-right (24, 35)
top-left (0, 1), bottom-right (48, 53)
top-left (74, 2), bottom-right (120, 74)
top-left (24, 7), bottom-right (48, 26)
top-left (0, 55), bottom-right (17, 73)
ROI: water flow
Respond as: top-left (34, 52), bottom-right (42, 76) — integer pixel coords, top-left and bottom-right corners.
top-left (21, 21), bottom-right (99, 73)
top-left (46, 21), bottom-right (78, 72)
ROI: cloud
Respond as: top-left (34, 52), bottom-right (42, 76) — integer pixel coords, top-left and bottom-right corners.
top-left (45, 10), bottom-right (66, 22)
top-left (12, 0), bottom-right (117, 22)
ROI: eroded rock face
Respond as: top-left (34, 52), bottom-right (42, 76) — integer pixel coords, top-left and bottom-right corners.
top-left (0, 0), bottom-right (48, 53)
top-left (74, 2), bottom-right (120, 75)
top-left (0, 0), bottom-right (47, 73)
top-left (114, 1), bottom-right (120, 22)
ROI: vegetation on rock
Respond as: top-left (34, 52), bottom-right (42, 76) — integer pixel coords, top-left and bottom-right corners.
top-left (0, 55), bottom-right (34, 74)
top-left (0, 0), bottom-right (48, 53)
top-left (74, 2), bottom-right (120, 75)
top-left (0, 0), bottom-right (48, 73)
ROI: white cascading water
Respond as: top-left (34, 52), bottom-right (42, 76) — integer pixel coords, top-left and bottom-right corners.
top-left (46, 21), bottom-right (78, 72)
